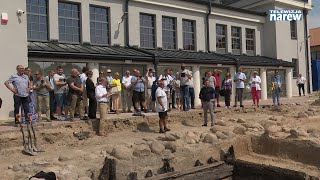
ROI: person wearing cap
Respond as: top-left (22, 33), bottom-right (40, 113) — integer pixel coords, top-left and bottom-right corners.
top-left (106, 69), bottom-right (114, 112)
top-left (249, 71), bottom-right (261, 107)
top-left (146, 68), bottom-right (156, 112)
top-left (122, 70), bottom-right (133, 112)
top-left (110, 72), bottom-right (122, 115)
top-left (156, 79), bottom-right (171, 133)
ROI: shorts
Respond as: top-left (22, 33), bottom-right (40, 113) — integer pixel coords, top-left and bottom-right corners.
top-left (215, 86), bottom-right (220, 97)
top-left (158, 111), bottom-right (168, 118)
top-left (132, 91), bottom-right (145, 103)
top-left (55, 93), bottom-right (68, 107)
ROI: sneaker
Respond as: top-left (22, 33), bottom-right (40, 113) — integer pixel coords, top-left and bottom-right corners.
top-left (202, 124), bottom-right (208, 127)
top-left (233, 105), bottom-right (237, 107)
top-left (217, 104), bottom-right (221, 107)
top-left (164, 127), bottom-right (171, 132)
top-left (240, 105), bottom-right (244, 108)
top-left (57, 116), bottom-right (65, 121)
top-left (211, 124), bottom-right (214, 127)
top-left (159, 129), bottom-right (165, 133)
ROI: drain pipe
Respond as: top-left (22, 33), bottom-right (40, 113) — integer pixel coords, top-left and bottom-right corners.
top-left (124, 0), bottom-right (159, 75)
top-left (303, 9), bottom-right (311, 94)
top-left (206, 0), bottom-right (212, 52)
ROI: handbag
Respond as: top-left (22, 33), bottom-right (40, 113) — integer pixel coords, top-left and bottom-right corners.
top-left (110, 86), bottom-right (120, 94)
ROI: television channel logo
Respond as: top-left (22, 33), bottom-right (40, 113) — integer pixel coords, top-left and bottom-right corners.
top-left (269, 10), bottom-right (303, 21)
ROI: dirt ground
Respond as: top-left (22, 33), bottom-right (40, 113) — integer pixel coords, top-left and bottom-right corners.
top-left (1, 96), bottom-right (320, 179)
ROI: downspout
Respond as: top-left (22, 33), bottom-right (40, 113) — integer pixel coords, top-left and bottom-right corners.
top-left (206, 0), bottom-right (212, 52)
top-left (303, 9), bottom-right (311, 94)
top-left (124, 0), bottom-right (159, 75)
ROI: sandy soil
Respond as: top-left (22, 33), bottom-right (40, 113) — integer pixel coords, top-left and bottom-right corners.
top-left (1, 96), bottom-right (320, 179)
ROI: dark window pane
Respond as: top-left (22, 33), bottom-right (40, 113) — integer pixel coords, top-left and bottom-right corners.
top-left (58, 2), bottom-right (80, 43)
top-left (140, 14), bottom-right (155, 48)
top-left (183, 19), bottom-right (195, 51)
top-left (89, 6), bottom-right (109, 45)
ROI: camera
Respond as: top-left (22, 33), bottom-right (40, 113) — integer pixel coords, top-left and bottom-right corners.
top-left (181, 73), bottom-right (186, 77)
top-left (41, 80), bottom-right (44, 84)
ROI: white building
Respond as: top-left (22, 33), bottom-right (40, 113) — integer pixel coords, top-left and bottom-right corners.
top-left (0, 0), bottom-right (312, 119)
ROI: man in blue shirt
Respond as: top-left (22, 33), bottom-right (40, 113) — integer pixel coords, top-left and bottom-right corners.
top-left (4, 65), bottom-right (31, 125)
top-left (131, 70), bottom-right (147, 115)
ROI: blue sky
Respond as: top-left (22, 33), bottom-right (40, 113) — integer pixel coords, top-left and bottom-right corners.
top-left (309, 0), bottom-right (320, 29)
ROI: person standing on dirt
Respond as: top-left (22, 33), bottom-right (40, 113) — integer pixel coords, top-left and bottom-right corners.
top-left (159, 68), bottom-right (173, 109)
top-left (233, 68), bottom-right (246, 108)
top-left (189, 72), bottom-right (195, 109)
top-left (178, 63), bottom-right (192, 111)
top-left (213, 69), bottom-right (222, 107)
top-left (86, 71), bottom-right (97, 119)
top-left (221, 73), bottom-right (232, 108)
top-left (271, 70), bottom-right (282, 106)
top-left (80, 67), bottom-right (89, 119)
top-left (249, 71), bottom-right (261, 107)
top-left (199, 79), bottom-right (215, 127)
top-left (146, 69), bottom-right (156, 112)
top-left (67, 68), bottom-right (88, 121)
top-left (156, 78), bottom-right (171, 133)
top-left (96, 78), bottom-right (111, 136)
top-left (122, 70), bottom-right (133, 113)
top-left (34, 70), bottom-right (52, 122)
top-left (53, 66), bottom-right (68, 121)
top-left (131, 70), bottom-right (147, 116)
top-left (46, 69), bottom-right (57, 120)
top-left (4, 65), bottom-right (31, 126)
top-left (296, 74), bottom-right (306, 97)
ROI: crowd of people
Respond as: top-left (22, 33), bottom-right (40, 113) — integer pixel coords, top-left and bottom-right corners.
top-left (4, 64), bottom-right (307, 134)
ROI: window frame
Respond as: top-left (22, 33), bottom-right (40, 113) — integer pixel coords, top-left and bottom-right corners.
top-left (216, 24), bottom-right (227, 53)
top-left (292, 58), bottom-right (299, 79)
top-left (245, 28), bottom-right (255, 56)
top-left (182, 19), bottom-right (196, 51)
top-left (139, 13), bottom-right (156, 49)
top-left (89, 5), bottom-right (110, 46)
top-left (27, 0), bottom-right (49, 41)
top-left (231, 26), bottom-right (241, 55)
top-left (162, 16), bottom-right (177, 50)
top-left (58, 1), bottom-right (81, 44)
top-left (290, 20), bottom-right (297, 40)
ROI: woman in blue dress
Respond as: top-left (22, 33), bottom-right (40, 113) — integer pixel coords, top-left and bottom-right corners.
top-left (21, 67), bottom-right (38, 123)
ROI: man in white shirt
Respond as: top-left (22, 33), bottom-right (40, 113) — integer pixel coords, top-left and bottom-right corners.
top-left (178, 64), bottom-right (192, 111)
top-left (156, 79), bottom-right (170, 133)
top-left (296, 74), bottom-right (306, 96)
top-left (122, 70), bottom-right (132, 112)
top-left (95, 78), bottom-right (111, 136)
top-left (80, 67), bottom-right (89, 118)
top-left (146, 69), bottom-right (156, 112)
top-left (233, 68), bottom-right (247, 108)
top-left (159, 68), bottom-right (173, 109)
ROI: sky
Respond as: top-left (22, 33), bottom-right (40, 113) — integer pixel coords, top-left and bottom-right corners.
top-left (309, 0), bottom-right (320, 29)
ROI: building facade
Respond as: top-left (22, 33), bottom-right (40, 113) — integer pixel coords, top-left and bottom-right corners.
top-left (0, 0), bottom-right (312, 119)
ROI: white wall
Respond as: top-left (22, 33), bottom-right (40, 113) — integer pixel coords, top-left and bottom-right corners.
top-left (0, 0), bottom-right (28, 120)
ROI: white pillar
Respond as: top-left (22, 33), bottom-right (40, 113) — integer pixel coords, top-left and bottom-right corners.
top-left (192, 65), bottom-right (201, 106)
top-left (260, 68), bottom-right (268, 100)
top-left (88, 63), bottom-right (99, 85)
top-left (81, 1), bottom-right (90, 42)
top-left (229, 66), bottom-right (236, 103)
top-left (49, 0), bottom-right (58, 40)
top-left (286, 68), bottom-right (293, 98)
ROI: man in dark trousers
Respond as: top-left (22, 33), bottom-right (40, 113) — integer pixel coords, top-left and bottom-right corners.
top-left (199, 79), bottom-right (216, 127)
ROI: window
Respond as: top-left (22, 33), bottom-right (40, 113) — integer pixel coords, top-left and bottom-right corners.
top-left (162, 16), bottom-right (176, 50)
top-left (26, 0), bottom-right (48, 41)
top-left (90, 6), bottom-right (109, 45)
top-left (140, 13), bottom-right (155, 48)
top-left (292, 59), bottom-right (299, 78)
top-left (246, 28), bottom-right (255, 55)
top-left (216, 24), bottom-right (227, 53)
top-left (231, 26), bottom-right (241, 55)
top-left (290, 20), bottom-right (297, 39)
top-left (58, 2), bottom-right (80, 43)
top-left (183, 19), bottom-right (196, 51)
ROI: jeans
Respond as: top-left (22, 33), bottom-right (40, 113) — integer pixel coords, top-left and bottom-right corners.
top-left (14, 95), bottom-right (30, 124)
top-left (235, 88), bottom-right (244, 106)
top-left (49, 91), bottom-right (56, 116)
top-left (298, 84), bottom-right (305, 96)
top-left (181, 85), bottom-right (190, 110)
top-left (189, 87), bottom-right (195, 108)
top-left (272, 88), bottom-right (280, 105)
top-left (36, 95), bottom-right (50, 120)
top-left (202, 101), bottom-right (215, 125)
